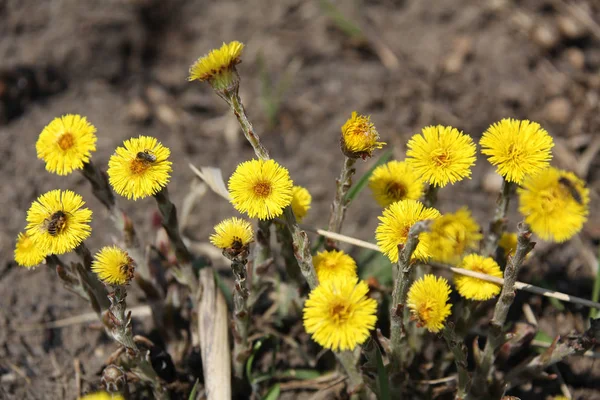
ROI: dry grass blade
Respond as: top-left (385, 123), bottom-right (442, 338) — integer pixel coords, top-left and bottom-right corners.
top-left (189, 164), bottom-right (231, 201)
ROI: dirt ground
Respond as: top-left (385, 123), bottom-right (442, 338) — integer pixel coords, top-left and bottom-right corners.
top-left (1, 0), bottom-right (599, 399)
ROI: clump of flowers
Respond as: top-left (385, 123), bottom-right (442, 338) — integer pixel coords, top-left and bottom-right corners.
top-left (428, 207), bottom-right (482, 265)
top-left (303, 276), bottom-right (377, 351)
top-left (210, 217), bottom-right (253, 257)
top-left (36, 114), bottom-right (97, 176)
top-left (518, 167), bottom-right (589, 242)
top-left (107, 136), bottom-right (172, 200)
top-left (368, 160), bottom-right (424, 207)
top-left (14, 232), bottom-right (47, 268)
top-left (291, 185), bottom-right (312, 222)
top-left (455, 254), bottom-right (503, 301)
top-left (480, 119), bottom-right (554, 183)
top-left (340, 111), bottom-right (385, 159)
top-left (188, 41), bottom-right (244, 90)
top-left (92, 246), bottom-right (135, 286)
top-left (407, 274), bottom-right (452, 333)
top-left (26, 189), bottom-right (92, 255)
top-left (375, 199), bottom-right (441, 262)
top-left (313, 249), bottom-right (357, 283)
top-left (406, 125), bottom-right (476, 187)
top-left (228, 159), bottom-right (293, 220)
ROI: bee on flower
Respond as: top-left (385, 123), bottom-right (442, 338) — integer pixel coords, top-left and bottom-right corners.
top-left (92, 246), bottom-right (135, 286)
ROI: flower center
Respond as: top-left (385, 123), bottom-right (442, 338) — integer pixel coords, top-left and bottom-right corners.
top-left (385, 181), bottom-right (407, 200)
top-left (130, 158), bottom-right (151, 175)
top-left (507, 143), bottom-right (525, 161)
top-left (330, 301), bottom-right (351, 325)
top-left (431, 149), bottom-right (450, 167)
top-left (57, 133), bottom-right (75, 150)
top-left (418, 300), bottom-right (435, 323)
top-left (253, 181), bottom-right (272, 198)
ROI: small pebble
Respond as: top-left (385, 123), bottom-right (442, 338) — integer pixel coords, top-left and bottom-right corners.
top-left (543, 97), bottom-right (572, 124)
top-left (565, 47), bottom-right (585, 70)
top-left (531, 22), bottom-right (560, 50)
top-left (482, 171), bottom-right (503, 194)
top-left (556, 15), bottom-right (588, 39)
top-left (126, 98), bottom-right (151, 123)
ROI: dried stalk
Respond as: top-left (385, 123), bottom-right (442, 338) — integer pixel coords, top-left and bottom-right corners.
top-left (389, 220), bottom-right (431, 373)
top-left (442, 324), bottom-right (470, 399)
top-left (198, 268), bottom-right (232, 400)
top-left (107, 287), bottom-right (169, 400)
top-left (482, 180), bottom-right (513, 257)
top-left (467, 223), bottom-right (535, 400)
top-left (326, 156), bottom-right (356, 248)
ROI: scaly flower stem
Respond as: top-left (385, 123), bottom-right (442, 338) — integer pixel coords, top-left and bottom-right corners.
top-left (326, 156), bottom-right (356, 249)
top-left (251, 219), bottom-right (272, 294)
top-left (336, 350), bottom-right (366, 398)
top-left (275, 221), bottom-right (304, 285)
top-left (108, 287), bottom-right (169, 400)
top-left (81, 161), bottom-right (116, 209)
top-left (389, 220), bottom-right (431, 373)
top-left (282, 207), bottom-right (319, 290)
top-left (226, 254), bottom-right (251, 378)
top-left (74, 243), bottom-right (111, 311)
top-left (225, 90), bottom-right (270, 161)
top-left (467, 223), bottom-right (534, 400)
top-left (154, 187), bottom-right (198, 292)
top-left (442, 325), bottom-right (470, 399)
top-left (482, 180), bottom-right (513, 257)
top-left (423, 184), bottom-right (440, 208)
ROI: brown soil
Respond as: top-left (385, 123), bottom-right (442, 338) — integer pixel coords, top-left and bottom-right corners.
top-left (1, 0), bottom-right (599, 399)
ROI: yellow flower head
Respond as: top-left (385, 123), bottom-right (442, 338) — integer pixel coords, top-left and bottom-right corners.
top-left (26, 190), bottom-right (92, 255)
top-left (313, 250), bottom-right (358, 283)
top-left (375, 200), bottom-right (441, 263)
top-left (303, 276), bottom-right (377, 351)
top-left (406, 125), bottom-right (477, 187)
top-left (340, 111), bottom-right (385, 159)
top-left (455, 254), bottom-right (502, 301)
top-left (518, 167), bottom-right (589, 242)
top-left (480, 119), bottom-right (554, 183)
top-left (407, 274), bottom-right (452, 333)
top-left (188, 41), bottom-right (244, 90)
top-left (291, 185), bottom-right (312, 222)
top-left (108, 136), bottom-right (172, 200)
top-left (429, 207), bottom-right (482, 265)
top-left (228, 159), bottom-right (293, 220)
top-left (36, 114), bottom-right (97, 175)
top-left (368, 161), bottom-right (425, 207)
top-left (210, 217), bottom-right (253, 255)
top-left (498, 232), bottom-right (518, 258)
top-left (92, 246), bottom-right (135, 286)
top-left (14, 232), bottom-right (47, 268)
top-left (79, 392), bottom-right (124, 400)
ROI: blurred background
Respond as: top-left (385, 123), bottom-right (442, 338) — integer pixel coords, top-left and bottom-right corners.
top-left (1, 0), bottom-right (599, 398)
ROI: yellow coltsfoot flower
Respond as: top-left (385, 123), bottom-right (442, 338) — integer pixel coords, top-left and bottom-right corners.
top-left (375, 199), bottom-right (441, 263)
top-left (79, 392), bottom-right (124, 400)
top-left (188, 41), bottom-right (244, 90)
top-left (92, 246), bottom-right (135, 286)
top-left (407, 274), bottom-right (452, 333)
top-left (428, 207), bottom-right (482, 265)
top-left (36, 114), bottom-right (97, 175)
top-left (406, 125), bottom-right (476, 187)
top-left (303, 276), bottom-right (377, 351)
top-left (368, 161), bottom-right (424, 207)
top-left (480, 118), bottom-right (554, 183)
top-left (108, 136), bottom-right (172, 200)
top-left (210, 217), bottom-right (254, 256)
top-left (455, 254), bottom-right (502, 301)
top-left (518, 167), bottom-right (589, 242)
top-left (313, 249), bottom-right (357, 283)
top-left (228, 159), bottom-right (293, 220)
top-left (340, 111), bottom-right (385, 159)
top-left (291, 185), bottom-right (312, 222)
top-left (26, 189), bottom-right (92, 255)
top-left (14, 232), bottom-right (47, 268)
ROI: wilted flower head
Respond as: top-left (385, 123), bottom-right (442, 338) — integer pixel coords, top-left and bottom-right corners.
top-left (368, 161), bottom-right (425, 207)
top-left (406, 125), bottom-right (476, 187)
top-left (455, 254), bottom-right (502, 301)
top-left (518, 167), bottom-right (588, 242)
top-left (228, 159), bottom-right (293, 220)
top-left (407, 274), bottom-right (452, 333)
top-left (36, 114), bottom-right (97, 176)
top-left (480, 119), bottom-right (554, 183)
top-left (303, 277), bottom-right (377, 351)
top-left (340, 111), bottom-right (385, 159)
top-left (188, 41), bottom-right (244, 91)
top-left (375, 200), bottom-right (441, 263)
top-left (107, 136), bottom-right (172, 200)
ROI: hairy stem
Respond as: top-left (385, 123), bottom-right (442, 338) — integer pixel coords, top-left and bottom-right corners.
top-left (336, 350), bottom-right (366, 398)
top-left (326, 156), bottom-right (356, 249)
top-left (282, 207), bottom-right (319, 290)
top-left (468, 223), bottom-right (534, 399)
top-left (482, 180), bottom-right (513, 257)
top-left (226, 91), bottom-right (270, 161)
top-left (423, 184), bottom-right (440, 208)
top-left (442, 325), bottom-right (471, 399)
top-left (227, 255), bottom-right (251, 378)
top-left (251, 219), bottom-right (272, 293)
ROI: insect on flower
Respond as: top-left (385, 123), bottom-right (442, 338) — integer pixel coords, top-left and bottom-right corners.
top-left (558, 176), bottom-right (583, 205)
top-left (43, 210), bottom-right (69, 236)
top-left (136, 149), bottom-right (157, 163)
